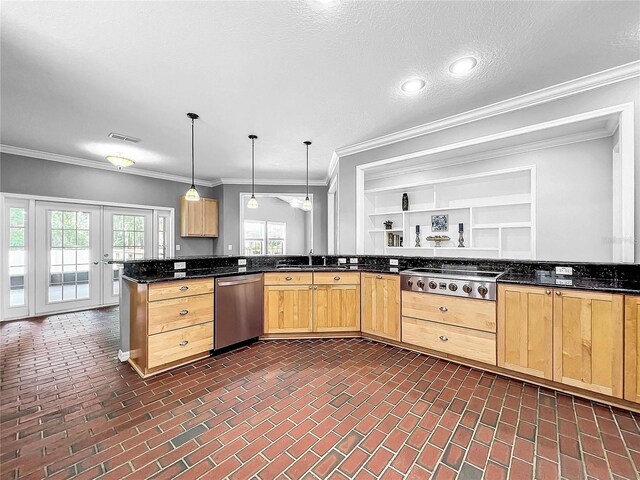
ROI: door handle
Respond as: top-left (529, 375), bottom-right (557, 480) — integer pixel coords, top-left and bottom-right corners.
top-left (556, 291), bottom-right (561, 296)
top-left (179, 310), bottom-right (189, 315)
top-left (546, 290), bottom-right (551, 295)
top-left (93, 261), bottom-right (99, 265)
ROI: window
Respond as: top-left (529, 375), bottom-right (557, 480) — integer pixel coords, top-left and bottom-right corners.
top-left (267, 222), bottom-right (286, 255)
top-left (158, 215), bottom-right (167, 259)
top-left (244, 220), bottom-right (265, 255)
top-left (9, 207), bottom-right (27, 307)
top-left (111, 214), bottom-right (146, 295)
top-left (243, 220), bottom-right (286, 255)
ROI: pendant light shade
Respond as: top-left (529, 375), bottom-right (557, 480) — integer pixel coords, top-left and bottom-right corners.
top-left (247, 134), bottom-right (259, 209)
top-left (185, 113), bottom-right (200, 202)
top-left (302, 141), bottom-right (312, 211)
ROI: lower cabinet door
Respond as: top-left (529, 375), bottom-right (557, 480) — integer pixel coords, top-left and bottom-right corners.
top-left (625, 295), bottom-right (640, 403)
top-left (553, 289), bottom-right (624, 398)
top-left (147, 322), bottom-right (213, 368)
top-left (264, 285), bottom-right (313, 333)
top-left (361, 273), bottom-right (401, 341)
top-left (314, 285), bottom-right (361, 332)
top-left (497, 285), bottom-right (553, 380)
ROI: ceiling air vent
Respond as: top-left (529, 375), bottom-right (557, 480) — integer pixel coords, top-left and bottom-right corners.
top-left (108, 132), bottom-right (141, 143)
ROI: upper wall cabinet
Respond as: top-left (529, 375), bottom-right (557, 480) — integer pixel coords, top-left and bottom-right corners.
top-left (180, 197), bottom-right (218, 237)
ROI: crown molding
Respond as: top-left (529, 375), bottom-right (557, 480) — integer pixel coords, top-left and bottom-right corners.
top-left (220, 177), bottom-right (328, 187)
top-left (328, 60), bottom-right (640, 178)
top-left (364, 127), bottom-right (613, 182)
top-left (0, 145), bottom-right (219, 187)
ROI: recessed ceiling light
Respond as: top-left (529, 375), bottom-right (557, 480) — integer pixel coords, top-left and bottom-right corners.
top-left (400, 77), bottom-right (426, 94)
top-left (106, 155), bottom-right (135, 168)
top-left (449, 56), bottom-right (478, 76)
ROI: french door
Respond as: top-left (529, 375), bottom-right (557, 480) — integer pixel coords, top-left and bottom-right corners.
top-left (103, 207), bottom-right (152, 304)
top-left (35, 202), bottom-right (102, 314)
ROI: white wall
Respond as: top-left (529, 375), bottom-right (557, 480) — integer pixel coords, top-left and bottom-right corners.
top-left (337, 77), bottom-right (640, 261)
top-left (242, 196), bottom-right (311, 254)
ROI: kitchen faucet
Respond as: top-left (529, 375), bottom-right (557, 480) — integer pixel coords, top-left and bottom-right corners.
top-left (308, 249), bottom-right (313, 266)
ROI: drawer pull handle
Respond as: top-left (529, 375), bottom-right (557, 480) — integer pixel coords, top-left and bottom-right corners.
top-left (179, 286), bottom-right (189, 291)
top-left (556, 291), bottom-right (561, 296)
top-left (439, 306), bottom-right (448, 312)
top-left (439, 335), bottom-right (449, 342)
top-left (285, 276), bottom-right (293, 281)
top-left (179, 340), bottom-right (189, 346)
top-left (376, 275), bottom-right (383, 279)
top-left (334, 276), bottom-right (341, 280)
top-left (179, 310), bottom-right (189, 315)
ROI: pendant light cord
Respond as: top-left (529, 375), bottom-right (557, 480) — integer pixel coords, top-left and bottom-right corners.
top-left (191, 117), bottom-right (195, 186)
top-left (306, 143), bottom-right (309, 199)
top-left (251, 137), bottom-right (255, 197)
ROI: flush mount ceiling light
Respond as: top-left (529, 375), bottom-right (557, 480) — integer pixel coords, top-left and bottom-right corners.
top-left (105, 155), bottom-right (135, 168)
top-left (303, 141), bottom-right (312, 211)
top-left (184, 112), bottom-right (200, 202)
top-left (449, 56), bottom-right (478, 76)
top-left (400, 77), bottom-right (426, 95)
top-left (247, 134), bottom-right (259, 209)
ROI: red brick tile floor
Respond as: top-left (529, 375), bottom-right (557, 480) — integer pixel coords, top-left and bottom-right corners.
top-left (1, 307), bottom-right (639, 480)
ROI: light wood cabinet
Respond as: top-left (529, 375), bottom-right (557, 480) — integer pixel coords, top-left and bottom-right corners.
top-left (624, 295), bottom-right (640, 403)
top-left (553, 289), bottom-right (623, 398)
top-left (264, 285), bottom-right (313, 333)
top-left (497, 284), bottom-right (553, 380)
top-left (361, 273), bottom-right (400, 341)
top-left (126, 278), bottom-right (214, 378)
top-left (180, 196), bottom-right (218, 237)
top-left (314, 284), bottom-right (360, 332)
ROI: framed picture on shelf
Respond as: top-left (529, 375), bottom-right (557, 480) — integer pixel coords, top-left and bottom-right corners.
top-left (431, 214), bottom-right (449, 232)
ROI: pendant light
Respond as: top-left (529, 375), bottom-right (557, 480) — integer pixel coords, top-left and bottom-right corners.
top-left (302, 141), bottom-right (312, 211)
top-left (247, 134), bottom-right (259, 209)
top-left (184, 112), bottom-right (200, 202)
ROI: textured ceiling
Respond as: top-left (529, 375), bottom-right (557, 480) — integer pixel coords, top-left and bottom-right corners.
top-left (1, 1), bottom-right (639, 182)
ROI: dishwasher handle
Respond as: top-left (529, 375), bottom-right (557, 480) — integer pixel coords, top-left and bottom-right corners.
top-left (216, 275), bottom-right (263, 287)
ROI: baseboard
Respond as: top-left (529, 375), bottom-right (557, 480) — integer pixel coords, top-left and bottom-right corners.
top-left (118, 350), bottom-right (130, 362)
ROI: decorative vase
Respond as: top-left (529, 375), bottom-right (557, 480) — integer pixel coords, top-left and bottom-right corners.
top-left (415, 224), bottom-right (421, 247)
top-left (458, 223), bottom-right (465, 248)
top-left (402, 193), bottom-right (409, 211)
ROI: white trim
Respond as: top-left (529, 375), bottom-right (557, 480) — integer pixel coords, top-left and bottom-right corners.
top-left (619, 105), bottom-right (635, 263)
top-left (364, 127), bottom-right (614, 182)
top-left (220, 177), bottom-right (327, 186)
top-left (118, 350), bottom-right (130, 362)
top-left (327, 60), bottom-right (640, 180)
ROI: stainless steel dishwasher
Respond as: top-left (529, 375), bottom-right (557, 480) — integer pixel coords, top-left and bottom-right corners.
top-left (214, 274), bottom-right (264, 350)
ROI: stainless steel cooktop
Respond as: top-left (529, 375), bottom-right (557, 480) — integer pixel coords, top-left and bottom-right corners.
top-left (400, 267), bottom-right (504, 301)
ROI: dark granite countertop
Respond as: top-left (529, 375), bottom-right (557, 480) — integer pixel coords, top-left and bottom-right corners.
top-left (123, 265), bottom-right (404, 284)
top-left (498, 272), bottom-right (640, 295)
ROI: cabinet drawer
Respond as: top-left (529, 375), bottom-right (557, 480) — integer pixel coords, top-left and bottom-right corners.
top-left (264, 272), bottom-right (313, 285)
top-left (402, 317), bottom-right (496, 365)
top-left (148, 323), bottom-right (213, 368)
top-left (313, 271), bottom-right (360, 285)
top-left (148, 294), bottom-right (213, 334)
top-left (148, 278), bottom-right (214, 301)
top-left (402, 291), bottom-right (496, 332)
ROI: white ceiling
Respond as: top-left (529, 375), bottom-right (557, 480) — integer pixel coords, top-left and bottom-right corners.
top-left (1, 1), bottom-right (639, 183)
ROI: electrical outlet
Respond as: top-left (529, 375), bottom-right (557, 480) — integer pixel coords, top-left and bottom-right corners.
top-left (173, 272), bottom-right (186, 278)
top-left (338, 258), bottom-right (347, 264)
top-left (389, 259), bottom-right (399, 266)
top-left (238, 259), bottom-right (247, 266)
top-left (555, 266), bottom-right (573, 276)
top-left (228, 244), bottom-right (233, 251)
top-left (389, 267), bottom-right (399, 273)
top-left (349, 257), bottom-right (358, 264)
top-left (174, 261), bottom-right (186, 270)
top-left (175, 244), bottom-right (181, 251)
top-left (238, 266), bottom-right (247, 273)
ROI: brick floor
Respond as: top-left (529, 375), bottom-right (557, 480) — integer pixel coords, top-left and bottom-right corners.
top-left (1, 307), bottom-right (639, 479)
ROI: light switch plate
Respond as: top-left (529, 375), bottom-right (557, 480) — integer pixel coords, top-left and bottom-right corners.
top-left (228, 244), bottom-right (233, 251)
top-left (238, 259), bottom-right (247, 266)
top-left (175, 244), bottom-right (181, 251)
top-left (555, 266), bottom-right (573, 276)
top-left (389, 259), bottom-right (399, 266)
top-left (349, 257), bottom-right (358, 264)
top-left (174, 261), bottom-right (186, 270)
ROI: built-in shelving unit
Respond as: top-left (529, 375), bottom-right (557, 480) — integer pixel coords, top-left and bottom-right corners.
top-left (361, 167), bottom-right (536, 259)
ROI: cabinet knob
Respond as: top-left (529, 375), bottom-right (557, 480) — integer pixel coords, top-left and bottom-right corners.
top-left (334, 276), bottom-right (341, 281)
top-left (285, 276), bottom-right (293, 281)
top-left (179, 340), bottom-right (189, 346)
top-left (546, 290), bottom-right (551, 295)
top-left (556, 291), bottom-right (561, 296)
top-left (179, 310), bottom-right (189, 315)
top-left (179, 286), bottom-right (189, 291)
top-left (439, 335), bottom-right (448, 342)
top-left (439, 306), bottom-right (448, 312)
top-left (376, 275), bottom-right (383, 279)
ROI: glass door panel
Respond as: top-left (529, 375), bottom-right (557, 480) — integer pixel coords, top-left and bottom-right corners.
top-left (35, 202), bottom-right (101, 314)
top-left (103, 207), bottom-right (152, 304)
